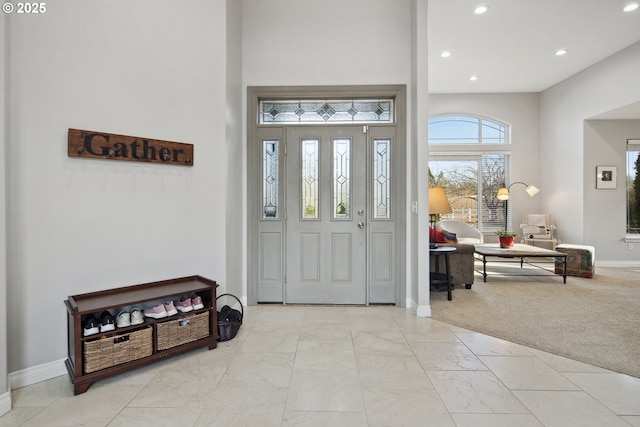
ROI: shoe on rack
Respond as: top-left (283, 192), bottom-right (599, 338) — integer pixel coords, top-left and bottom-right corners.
top-left (99, 310), bottom-right (115, 332)
top-left (130, 308), bottom-right (144, 325)
top-left (116, 310), bottom-right (131, 328)
top-left (191, 294), bottom-right (204, 310)
top-left (164, 301), bottom-right (178, 316)
top-left (83, 314), bottom-right (99, 336)
top-left (143, 304), bottom-right (168, 319)
top-left (175, 296), bottom-right (193, 313)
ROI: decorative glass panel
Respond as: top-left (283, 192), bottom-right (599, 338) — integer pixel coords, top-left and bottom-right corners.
top-left (333, 138), bottom-right (351, 219)
top-left (301, 139), bottom-right (319, 219)
top-left (259, 99), bottom-right (394, 124)
top-left (262, 140), bottom-right (279, 218)
top-left (373, 139), bottom-right (391, 219)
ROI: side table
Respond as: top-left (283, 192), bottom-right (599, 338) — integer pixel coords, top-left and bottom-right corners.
top-left (430, 246), bottom-right (456, 301)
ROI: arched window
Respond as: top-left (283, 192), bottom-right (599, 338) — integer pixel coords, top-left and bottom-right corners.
top-left (429, 115), bottom-right (510, 231)
top-left (429, 115), bottom-right (506, 144)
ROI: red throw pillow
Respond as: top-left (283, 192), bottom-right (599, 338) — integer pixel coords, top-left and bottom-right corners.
top-left (429, 227), bottom-right (458, 244)
top-left (429, 226), bottom-right (445, 243)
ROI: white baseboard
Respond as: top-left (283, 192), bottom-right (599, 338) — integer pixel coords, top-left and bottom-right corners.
top-left (0, 390), bottom-right (11, 417)
top-left (416, 304), bottom-right (431, 317)
top-left (597, 260), bottom-right (640, 267)
top-left (407, 298), bottom-right (432, 317)
top-left (9, 359), bottom-right (67, 390)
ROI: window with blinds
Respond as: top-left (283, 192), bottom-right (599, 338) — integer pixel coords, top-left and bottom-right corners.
top-left (428, 115), bottom-right (510, 232)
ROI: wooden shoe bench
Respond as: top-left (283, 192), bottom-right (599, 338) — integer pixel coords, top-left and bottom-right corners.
top-left (64, 275), bottom-right (218, 395)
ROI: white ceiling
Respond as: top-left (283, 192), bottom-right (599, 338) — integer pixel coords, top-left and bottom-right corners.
top-left (428, 0), bottom-right (640, 96)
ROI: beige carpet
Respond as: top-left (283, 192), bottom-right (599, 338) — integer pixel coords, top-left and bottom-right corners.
top-left (430, 263), bottom-right (640, 379)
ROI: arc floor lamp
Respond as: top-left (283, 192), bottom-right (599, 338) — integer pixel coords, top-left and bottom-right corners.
top-left (496, 181), bottom-right (540, 231)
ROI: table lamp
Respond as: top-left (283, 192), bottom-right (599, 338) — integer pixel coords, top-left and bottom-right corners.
top-left (429, 187), bottom-right (452, 249)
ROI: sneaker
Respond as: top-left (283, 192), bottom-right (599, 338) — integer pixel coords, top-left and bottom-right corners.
top-left (83, 314), bottom-right (99, 336)
top-left (116, 310), bottom-right (131, 328)
top-left (130, 308), bottom-right (144, 325)
top-left (143, 304), bottom-right (168, 319)
top-left (191, 294), bottom-right (204, 310)
top-left (99, 310), bottom-right (115, 332)
top-left (163, 301), bottom-right (178, 316)
top-left (174, 296), bottom-right (193, 313)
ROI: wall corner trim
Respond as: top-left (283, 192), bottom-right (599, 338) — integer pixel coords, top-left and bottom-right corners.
top-left (0, 390), bottom-right (11, 417)
top-left (8, 359), bottom-right (67, 390)
top-left (416, 304), bottom-right (431, 317)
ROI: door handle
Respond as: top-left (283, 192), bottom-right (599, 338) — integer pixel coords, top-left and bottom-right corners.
top-left (357, 222), bottom-right (365, 229)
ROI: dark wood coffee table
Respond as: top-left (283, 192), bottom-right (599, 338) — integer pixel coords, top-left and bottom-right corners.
top-left (474, 243), bottom-right (567, 283)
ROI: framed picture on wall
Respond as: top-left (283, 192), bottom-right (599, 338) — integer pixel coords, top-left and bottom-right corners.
top-left (596, 166), bottom-right (617, 189)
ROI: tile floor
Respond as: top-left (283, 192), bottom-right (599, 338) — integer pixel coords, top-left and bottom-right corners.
top-left (2, 305), bottom-right (640, 426)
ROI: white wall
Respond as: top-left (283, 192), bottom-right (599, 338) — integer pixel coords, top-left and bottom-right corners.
top-left (584, 119), bottom-right (640, 263)
top-left (540, 42), bottom-right (640, 248)
top-left (5, 0), bottom-right (427, 383)
top-left (242, 0), bottom-right (420, 305)
top-left (428, 93), bottom-right (541, 238)
top-left (226, 0), bottom-right (244, 299)
top-left (412, 0), bottom-right (430, 315)
top-left (6, 0), bottom-right (229, 373)
top-left (242, 0), bottom-right (411, 87)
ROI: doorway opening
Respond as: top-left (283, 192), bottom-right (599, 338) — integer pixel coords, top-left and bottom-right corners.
top-left (247, 86), bottom-right (406, 306)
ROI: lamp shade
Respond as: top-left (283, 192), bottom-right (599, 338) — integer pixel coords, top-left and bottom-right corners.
top-left (497, 187), bottom-right (509, 201)
top-left (525, 184), bottom-right (540, 197)
top-left (497, 182), bottom-right (540, 200)
top-left (429, 188), bottom-right (453, 215)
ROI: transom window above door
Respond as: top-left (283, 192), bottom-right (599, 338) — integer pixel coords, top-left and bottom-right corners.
top-left (259, 98), bottom-right (395, 124)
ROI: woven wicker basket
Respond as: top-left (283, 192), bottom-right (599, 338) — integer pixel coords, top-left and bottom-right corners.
top-left (217, 293), bottom-right (243, 342)
top-left (156, 311), bottom-right (210, 351)
top-left (83, 327), bottom-right (153, 374)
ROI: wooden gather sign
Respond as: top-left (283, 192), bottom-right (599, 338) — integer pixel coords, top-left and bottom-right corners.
top-left (68, 128), bottom-right (194, 166)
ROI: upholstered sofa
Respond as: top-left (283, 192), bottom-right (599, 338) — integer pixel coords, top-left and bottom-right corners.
top-left (430, 220), bottom-right (481, 289)
top-left (430, 242), bottom-right (476, 289)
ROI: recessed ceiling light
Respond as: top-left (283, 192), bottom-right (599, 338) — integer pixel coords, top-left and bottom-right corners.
top-left (555, 49), bottom-right (568, 56)
top-left (469, 75), bottom-right (479, 81)
top-left (474, 5), bottom-right (489, 14)
top-left (441, 51), bottom-right (451, 58)
top-left (623, 2), bottom-right (639, 12)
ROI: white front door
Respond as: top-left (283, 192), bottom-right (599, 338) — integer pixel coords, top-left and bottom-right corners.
top-left (285, 126), bottom-right (367, 304)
